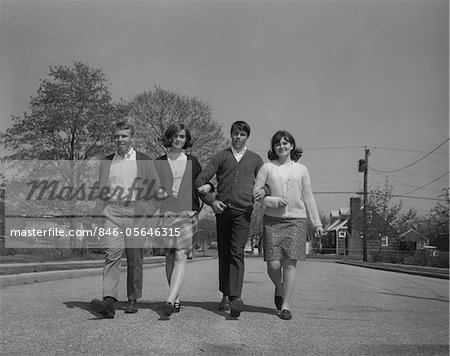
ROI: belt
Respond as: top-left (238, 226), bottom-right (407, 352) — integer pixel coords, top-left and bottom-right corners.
top-left (107, 200), bottom-right (137, 207)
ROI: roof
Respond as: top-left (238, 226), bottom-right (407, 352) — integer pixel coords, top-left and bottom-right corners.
top-left (399, 229), bottom-right (428, 242)
top-left (324, 219), bottom-right (349, 232)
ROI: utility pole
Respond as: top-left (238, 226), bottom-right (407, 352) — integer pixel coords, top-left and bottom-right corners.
top-left (363, 148), bottom-right (370, 261)
top-left (358, 148), bottom-right (370, 262)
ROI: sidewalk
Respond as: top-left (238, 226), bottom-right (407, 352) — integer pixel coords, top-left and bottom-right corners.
top-left (0, 254), bottom-right (216, 288)
top-left (336, 259), bottom-right (449, 280)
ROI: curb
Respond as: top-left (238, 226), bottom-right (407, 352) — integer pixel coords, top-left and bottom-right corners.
top-left (0, 256), bottom-right (215, 288)
top-left (336, 260), bottom-right (449, 280)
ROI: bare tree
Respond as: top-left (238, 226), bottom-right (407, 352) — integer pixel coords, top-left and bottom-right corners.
top-left (128, 86), bottom-right (227, 165)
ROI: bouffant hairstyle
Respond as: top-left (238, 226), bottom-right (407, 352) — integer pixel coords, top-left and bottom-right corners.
top-left (160, 123), bottom-right (193, 149)
top-left (230, 121), bottom-right (251, 137)
top-left (267, 130), bottom-right (303, 162)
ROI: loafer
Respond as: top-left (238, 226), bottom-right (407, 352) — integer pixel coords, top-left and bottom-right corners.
top-left (217, 296), bottom-right (230, 312)
top-left (279, 309), bottom-right (292, 320)
top-left (230, 297), bottom-right (244, 318)
top-left (161, 302), bottom-right (175, 316)
top-left (124, 299), bottom-right (138, 314)
top-left (90, 298), bottom-right (115, 319)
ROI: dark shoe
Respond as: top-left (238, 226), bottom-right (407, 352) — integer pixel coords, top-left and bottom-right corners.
top-left (230, 297), bottom-right (244, 318)
top-left (161, 302), bottom-right (175, 317)
top-left (90, 298), bottom-right (115, 319)
top-left (124, 299), bottom-right (138, 314)
top-left (174, 301), bottom-right (181, 313)
top-left (279, 309), bottom-right (292, 320)
top-left (217, 296), bottom-right (230, 312)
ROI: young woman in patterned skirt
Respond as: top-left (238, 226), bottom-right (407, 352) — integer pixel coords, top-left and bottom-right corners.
top-left (253, 130), bottom-right (324, 320)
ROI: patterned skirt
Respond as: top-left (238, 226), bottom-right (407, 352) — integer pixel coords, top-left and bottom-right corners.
top-left (155, 211), bottom-right (198, 255)
top-left (263, 215), bottom-right (307, 262)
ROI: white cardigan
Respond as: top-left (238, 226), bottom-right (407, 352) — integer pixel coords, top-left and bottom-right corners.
top-left (253, 161), bottom-right (322, 228)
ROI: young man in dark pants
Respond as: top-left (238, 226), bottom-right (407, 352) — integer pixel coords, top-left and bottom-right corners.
top-left (196, 121), bottom-right (269, 318)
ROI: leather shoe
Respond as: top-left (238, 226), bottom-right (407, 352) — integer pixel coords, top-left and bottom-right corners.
top-left (90, 298), bottom-right (115, 319)
top-left (124, 299), bottom-right (138, 314)
top-left (279, 309), bottom-right (292, 320)
top-left (217, 296), bottom-right (230, 312)
top-left (161, 302), bottom-right (175, 316)
top-left (230, 297), bottom-right (244, 318)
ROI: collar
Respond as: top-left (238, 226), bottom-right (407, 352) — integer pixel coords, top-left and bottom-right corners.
top-left (114, 147), bottom-right (136, 160)
top-left (231, 146), bottom-right (247, 157)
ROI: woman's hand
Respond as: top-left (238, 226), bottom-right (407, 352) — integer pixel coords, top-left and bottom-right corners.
top-left (277, 198), bottom-right (288, 208)
top-left (314, 226), bottom-right (324, 237)
top-left (197, 184), bottom-right (212, 195)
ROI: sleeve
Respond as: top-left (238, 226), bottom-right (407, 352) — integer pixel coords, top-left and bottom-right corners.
top-left (302, 167), bottom-right (322, 228)
top-left (192, 156), bottom-right (215, 193)
top-left (255, 156), bottom-right (271, 197)
top-left (93, 159), bottom-right (108, 218)
top-left (194, 153), bottom-right (222, 206)
top-left (253, 163), bottom-right (280, 208)
top-left (142, 159), bottom-right (162, 216)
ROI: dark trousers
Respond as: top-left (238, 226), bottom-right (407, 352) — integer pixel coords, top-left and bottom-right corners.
top-left (216, 208), bottom-right (251, 298)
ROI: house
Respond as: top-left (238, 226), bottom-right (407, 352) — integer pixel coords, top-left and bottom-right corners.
top-left (398, 229), bottom-right (429, 251)
top-left (322, 208), bottom-right (350, 255)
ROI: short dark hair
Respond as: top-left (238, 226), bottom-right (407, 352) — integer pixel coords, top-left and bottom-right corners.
top-left (230, 121), bottom-right (251, 137)
top-left (160, 123), bottom-right (193, 149)
top-left (111, 120), bottom-right (135, 137)
top-left (267, 130), bottom-right (303, 162)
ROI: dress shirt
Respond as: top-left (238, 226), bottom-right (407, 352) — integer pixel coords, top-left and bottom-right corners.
top-left (231, 146), bottom-right (247, 163)
top-left (109, 147), bottom-right (138, 201)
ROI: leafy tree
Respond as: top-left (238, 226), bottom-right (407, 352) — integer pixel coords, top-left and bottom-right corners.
top-left (425, 188), bottom-right (449, 251)
top-left (0, 62), bottom-right (124, 251)
top-left (128, 86), bottom-right (227, 165)
top-left (367, 178), bottom-right (417, 235)
top-left (0, 61), bottom-right (125, 160)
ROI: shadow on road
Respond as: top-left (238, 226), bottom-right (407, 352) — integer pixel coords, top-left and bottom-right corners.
top-left (63, 300), bottom-right (277, 320)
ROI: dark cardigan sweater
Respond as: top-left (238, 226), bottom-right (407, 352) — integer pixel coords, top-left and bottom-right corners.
top-left (155, 154), bottom-right (207, 213)
top-left (195, 148), bottom-right (267, 213)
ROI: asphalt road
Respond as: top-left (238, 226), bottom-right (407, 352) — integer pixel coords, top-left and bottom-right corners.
top-left (1, 257), bottom-right (448, 355)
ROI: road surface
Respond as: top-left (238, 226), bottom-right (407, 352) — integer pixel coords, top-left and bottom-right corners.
top-left (1, 257), bottom-right (448, 355)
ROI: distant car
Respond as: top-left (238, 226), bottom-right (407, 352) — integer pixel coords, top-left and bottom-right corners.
top-left (423, 245), bottom-right (438, 257)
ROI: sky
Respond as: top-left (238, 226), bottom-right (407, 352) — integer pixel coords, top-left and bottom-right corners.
top-left (0, 0), bottom-right (448, 218)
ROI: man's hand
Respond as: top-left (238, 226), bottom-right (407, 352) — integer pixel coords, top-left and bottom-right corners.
top-left (212, 200), bottom-right (227, 214)
top-left (252, 188), bottom-right (266, 202)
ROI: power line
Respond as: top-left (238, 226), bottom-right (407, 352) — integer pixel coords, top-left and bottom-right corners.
top-left (303, 146), bottom-right (364, 151)
top-left (354, 192), bottom-right (446, 202)
top-left (368, 145), bottom-right (449, 155)
top-left (369, 138), bottom-right (449, 173)
top-left (400, 172), bottom-right (449, 196)
top-left (314, 191), bottom-right (358, 195)
top-left (391, 195), bottom-right (447, 201)
top-left (370, 171), bottom-right (444, 194)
